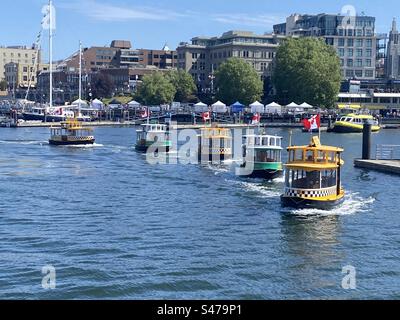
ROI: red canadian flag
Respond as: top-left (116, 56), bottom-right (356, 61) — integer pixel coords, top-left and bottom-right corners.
top-left (303, 114), bottom-right (321, 131)
top-left (141, 108), bottom-right (149, 118)
top-left (252, 113), bottom-right (261, 125)
top-left (202, 111), bottom-right (211, 122)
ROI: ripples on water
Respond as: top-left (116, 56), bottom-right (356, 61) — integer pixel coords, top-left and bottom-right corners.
top-left (0, 127), bottom-right (399, 299)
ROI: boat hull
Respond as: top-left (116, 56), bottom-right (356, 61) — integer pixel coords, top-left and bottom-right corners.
top-left (49, 138), bottom-right (95, 146)
top-left (135, 143), bottom-right (171, 153)
top-left (246, 169), bottom-right (283, 180)
top-left (331, 122), bottom-right (380, 133)
top-left (280, 194), bottom-right (345, 210)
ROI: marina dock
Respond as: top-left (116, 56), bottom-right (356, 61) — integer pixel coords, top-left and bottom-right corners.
top-left (354, 159), bottom-right (400, 175)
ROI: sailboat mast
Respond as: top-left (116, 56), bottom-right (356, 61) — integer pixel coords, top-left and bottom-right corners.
top-left (49, 0), bottom-right (53, 109)
top-left (79, 40), bottom-right (82, 116)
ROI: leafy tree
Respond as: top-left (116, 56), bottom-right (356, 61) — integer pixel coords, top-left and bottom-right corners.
top-left (273, 37), bottom-right (341, 108)
top-left (167, 70), bottom-right (197, 102)
top-left (0, 80), bottom-right (7, 91)
top-left (215, 58), bottom-right (263, 105)
top-left (135, 73), bottom-right (176, 105)
top-left (92, 73), bottom-right (114, 98)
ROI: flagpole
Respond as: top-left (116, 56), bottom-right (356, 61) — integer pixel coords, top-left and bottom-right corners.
top-left (49, 0), bottom-right (53, 109)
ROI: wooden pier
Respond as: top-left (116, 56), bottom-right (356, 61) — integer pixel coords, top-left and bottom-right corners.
top-left (354, 159), bottom-right (400, 175)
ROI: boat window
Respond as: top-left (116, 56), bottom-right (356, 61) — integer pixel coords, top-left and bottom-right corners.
top-left (255, 150), bottom-right (279, 163)
top-left (321, 169), bottom-right (337, 188)
top-left (288, 169), bottom-right (321, 189)
top-left (306, 150), bottom-right (314, 162)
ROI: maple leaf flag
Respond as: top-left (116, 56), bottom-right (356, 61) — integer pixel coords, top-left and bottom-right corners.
top-left (252, 113), bottom-right (261, 125)
top-left (141, 108), bottom-right (149, 118)
top-left (202, 111), bottom-right (211, 122)
top-left (303, 114), bottom-right (321, 131)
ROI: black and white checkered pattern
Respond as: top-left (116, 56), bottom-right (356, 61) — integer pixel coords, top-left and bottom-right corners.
top-left (285, 188), bottom-right (336, 198)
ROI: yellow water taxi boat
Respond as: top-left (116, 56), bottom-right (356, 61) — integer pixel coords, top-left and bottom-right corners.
top-left (281, 136), bottom-right (345, 210)
top-left (332, 114), bottom-right (380, 133)
top-left (49, 118), bottom-right (95, 146)
top-left (198, 126), bottom-right (232, 162)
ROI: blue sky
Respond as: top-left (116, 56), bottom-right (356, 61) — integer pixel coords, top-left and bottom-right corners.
top-left (1, 0), bottom-right (399, 61)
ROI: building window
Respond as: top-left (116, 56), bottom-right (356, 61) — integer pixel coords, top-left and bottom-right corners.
top-left (338, 38), bottom-right (345, 47)
top-left (347, 59), bottom-right (353, 67)
top-left (366, 49), bottom-right (372, 57)
top-left (347, 49), bottom-right (353, 57)
top-left (346, 69), bottom-right (354, 77)
top-left (356, 49), bottom-right (363, 57)
top-left (355, 70), bottom-right (363, 77)
top-left (326, 38), bottom-right (334, 45)
top-left (338, 29), bottom-right (344, 36)
top-left (365, 59), bottom-right (372, 67)
top-left (365, 70), bottom-right (374, 77)
top-left (348, 29), bottom-right (353, 37)
top-left (338, 48), bottom-right (345, 57)
top-left (366, 39), bottom-right (372, 47)
top-left (23, 67), bottom-right (28, 72)
top-left (356, 39), bottom-right (363, 47)
top-left (356, 29), bottom-right (363, 37)
top-left (192, 53), bottom-right (198, 59)
top-left (356, 59), bottom-right (363, 67)
top-left (347, 39), bottom-right (354, 47)
top-left (340, 59), bottom-right (344, 66)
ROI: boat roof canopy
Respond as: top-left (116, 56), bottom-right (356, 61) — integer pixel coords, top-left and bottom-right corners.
top-left (287, 136), bottom-right (343, 153)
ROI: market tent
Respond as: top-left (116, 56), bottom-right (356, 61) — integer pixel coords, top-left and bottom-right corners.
top-left (194, 102), bottom-right (209, 113)
top-left (127, 100), bottom-right (141, 108)
top-left (108, 99), bottom-right (122, 109)
top-left (250, 101), bottom-right (265, 113)
top-left (212, 101), bottom-right (228, 113)
top-left (265, 102), bottom-right (282, 114)
top-left (71, 98), bottom-right (89, 107)
top-left (300, 102), bottom-right (314, 109)
top-left (91, 99), bottom-right (104, 110)
top-left (286, 102), bottom-right (299, 108)
top-left (230, 101), bottom-right (245, 113)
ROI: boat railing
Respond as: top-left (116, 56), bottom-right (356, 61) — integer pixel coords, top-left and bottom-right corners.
top-left (376, 145), bottom-right (400, 160)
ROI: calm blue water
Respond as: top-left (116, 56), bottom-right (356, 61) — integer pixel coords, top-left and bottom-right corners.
top-left (0, 126), bottom-right (399, 299)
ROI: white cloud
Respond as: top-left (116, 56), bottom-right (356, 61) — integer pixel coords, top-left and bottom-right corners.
top-left (212, 13), bottom-right (285, 28)
top-left (60, 0), bottom-right (185, 22)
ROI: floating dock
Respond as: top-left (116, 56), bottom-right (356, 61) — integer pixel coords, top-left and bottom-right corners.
top-left (354, 159), bottom-right (400, 175)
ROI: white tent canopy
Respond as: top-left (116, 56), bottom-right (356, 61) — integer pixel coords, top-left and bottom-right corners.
top-left (250, 101), bottom-right (264, 113)
top-left (72, 98), bottom-right (88, 107)
top-left (286, 102), bottom-right (299, 108)
top-left (128, 100), bottom-right (141, 108)
top-left (194, 101), bottom-right (209, 113)
top-left (265, 102), bottom-right (282, 114)
top-left (211, 101), bottom-right (227, 113)
top-left (91, 99), bottom-right (104, 109)
top-left (300, 102), bottom-right (314, 109)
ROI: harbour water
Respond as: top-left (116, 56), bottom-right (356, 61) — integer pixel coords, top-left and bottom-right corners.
top-left (0, 127), bottom-right (399, 299)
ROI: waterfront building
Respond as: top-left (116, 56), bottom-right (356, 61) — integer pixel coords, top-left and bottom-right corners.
top-left (386, 18), bottom-right (400, 80)
top-left (177, 31), bottom-right (284, 92)
top-left (0, 45), bottom-right (40, 82)
top-left (4, 62), bottom-right (49, 89)
top-left (139, 45), bottom-right (178, 69)
top-left (273, 13), bottom-right (386, 80)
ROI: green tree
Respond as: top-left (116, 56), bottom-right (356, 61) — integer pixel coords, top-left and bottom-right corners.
top-left (92, 73), bottom-right (114, 98)
top-left (167, 69), bottom-right (197, 102)
top-left (273, 37), bottom-right (341, 108)
top-left (215, 58), bottom-right (263, 105)
top-left (0, 80), bottom-right (7, 91)
top-left (136, 73), bottom-right (176, 105)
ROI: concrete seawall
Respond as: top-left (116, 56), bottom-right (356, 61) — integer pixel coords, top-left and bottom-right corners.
top-left (354, 159), bottom-right (400, 175)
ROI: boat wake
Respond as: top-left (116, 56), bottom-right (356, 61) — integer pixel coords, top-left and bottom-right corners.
top-left (0, 140), bottom-right (47, 145)
top-left (58, 143), bottom-right (104, 148)
top-left (226, 179), bottom-right (281, 198)
top-left (286, 192), bottom-right (375, 216)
